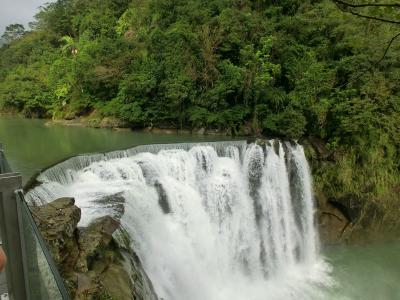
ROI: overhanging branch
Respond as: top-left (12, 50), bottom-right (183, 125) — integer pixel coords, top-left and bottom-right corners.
top-left (334, 0), bottom-right (400, 8)
top-left (344, 9), bottom-right (400, 24)
top-left (374, 31), bottom-right (400, 65)
top-left (332, 0), bottom-right (400, 24)
top-left (335, 31), bottom-right (400, 88)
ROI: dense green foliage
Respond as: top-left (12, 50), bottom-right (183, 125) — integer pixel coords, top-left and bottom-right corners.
top-left (1, 0), bottom-right (400, 202)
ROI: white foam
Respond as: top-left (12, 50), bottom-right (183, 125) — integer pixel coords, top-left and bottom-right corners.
top-left (26, 141), bottom-right (333, 299)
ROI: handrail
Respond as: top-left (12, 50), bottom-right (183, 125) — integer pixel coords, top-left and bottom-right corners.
top-left (0, 144), bottom-right (70, 300)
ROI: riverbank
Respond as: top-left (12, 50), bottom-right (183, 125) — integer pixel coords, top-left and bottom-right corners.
top-left (45, 114), bottom-right (247, 137)
top-left (2, 109), bottom-right (256, 137)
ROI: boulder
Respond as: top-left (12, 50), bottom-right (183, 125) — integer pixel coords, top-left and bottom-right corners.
top-left (76, 216), bottom-right (120, 273)
top-left (32, 198), bottom-right (158, 300)
top-left (32, 197), bottom-right (80, 272)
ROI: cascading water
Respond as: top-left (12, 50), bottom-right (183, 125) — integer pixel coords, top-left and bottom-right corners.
top-left (26, 141), bottom-right (333, 300)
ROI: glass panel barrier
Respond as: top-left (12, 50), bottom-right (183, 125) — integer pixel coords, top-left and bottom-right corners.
top-left (16, 191), bottom-right (70, 300)
top-left (0, 145), bottom-right (69, 299)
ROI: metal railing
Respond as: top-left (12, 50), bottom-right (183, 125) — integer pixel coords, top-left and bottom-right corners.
top-left (0, 145), bottom-right (70, 300)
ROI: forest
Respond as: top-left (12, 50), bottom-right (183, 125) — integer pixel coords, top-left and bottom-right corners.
top-left (1, 0), bottom-right (400, 205)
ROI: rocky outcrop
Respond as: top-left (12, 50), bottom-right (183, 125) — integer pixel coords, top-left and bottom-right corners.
top-left (31, 197), bottom-right (81, 272)
top-left (302, 137), bottom-right (400, 245)
top-left (32, 197), bottom-right (157, 300)
top-left (315, 192), bottom-right (351, 245)
top-left (316, 192), bottom-right (400, 245)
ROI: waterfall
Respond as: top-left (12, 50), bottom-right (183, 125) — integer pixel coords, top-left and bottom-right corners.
top-left (26, 140), bottom-right (332, 300)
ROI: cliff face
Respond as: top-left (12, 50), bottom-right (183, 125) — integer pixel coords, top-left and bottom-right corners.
top-left (32, 197), bottom-right (157, 300)
top-left (303, 138), bottom-right (400, 245)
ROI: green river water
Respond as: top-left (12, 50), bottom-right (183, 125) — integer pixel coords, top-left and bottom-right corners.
top-left (0, 115), bottom-right (399, 300)
top-left (0, 116), bottom-right (236, 183)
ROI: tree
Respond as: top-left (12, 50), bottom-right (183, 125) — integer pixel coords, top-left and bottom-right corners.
top-left (60, 36), bottom-right (78, 55)
top-left (1, 24), bottom-right (25, 43)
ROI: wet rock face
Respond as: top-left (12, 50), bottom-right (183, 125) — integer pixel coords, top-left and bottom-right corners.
top-left (316, 190), bottom-right (400, 245)
top-left (32, 197), bottom-right (81, 272)
top-left (76, 216), bottom-right (120, 273)
top-left (303, 138), bottom-right (400, 245)
top-left (32, 198), bottom-right (157, 300)
top-left (316, 194), bottom-right (350, 245)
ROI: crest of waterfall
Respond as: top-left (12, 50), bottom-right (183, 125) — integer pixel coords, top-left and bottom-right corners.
top-left (25, 140), bottom-right (333, 300)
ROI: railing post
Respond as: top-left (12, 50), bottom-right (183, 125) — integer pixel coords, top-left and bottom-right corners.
top-left (0, 173), bottom-right (29, 300)
top-left (0, 144), bottom-right (11, 174)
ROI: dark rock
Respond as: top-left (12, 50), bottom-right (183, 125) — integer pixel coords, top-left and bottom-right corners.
top-left (328, 194), bottom-right (364, 222)
top-left (76, 216), bottom-right (120, 273)
top-left (272, 139), bottom-right (280, 155)
top-left (317, 203), bottom-right (350, 245)
top-left (307, 137), bottom-right (332, 160)
top-left (94, 193), bottom-right (125, 219)
top-left (154, 180), bottom-right (171, 214)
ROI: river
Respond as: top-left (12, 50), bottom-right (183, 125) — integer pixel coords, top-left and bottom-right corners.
top-left (1, 115), bottom-right (399, 300)
top-left (0, 115), bottom-right (236, 183)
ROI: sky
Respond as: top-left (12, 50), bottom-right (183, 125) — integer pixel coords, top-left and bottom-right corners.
top-left (0, 0), bottom-right (53, 35)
